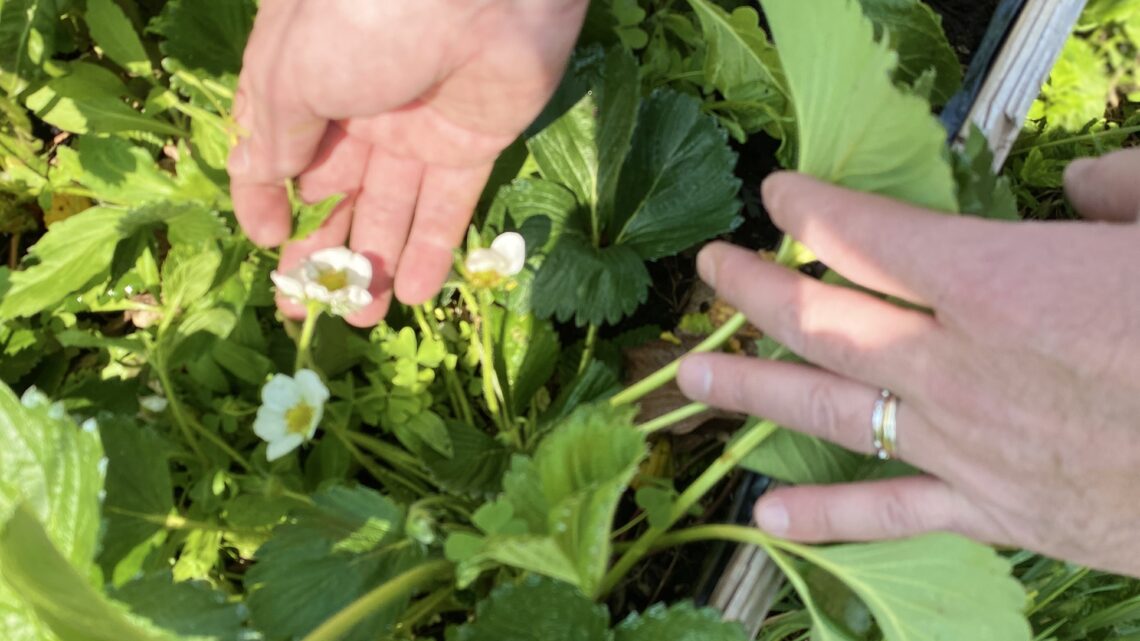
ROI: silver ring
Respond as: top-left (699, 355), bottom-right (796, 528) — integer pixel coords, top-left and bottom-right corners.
top-left (871, 389), bottom-right (900, 460)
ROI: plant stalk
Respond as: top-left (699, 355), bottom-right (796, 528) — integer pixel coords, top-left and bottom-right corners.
top-left (300, 559), bottom-right (453, 641)
top-left (636, 402), bottom-right (708, 435)
top-left (599, 419), bottom-right (778, 596)
top-left (294, 302), bottom-right (322, 372)
top-left (578, 323), bottom-right (599, 375)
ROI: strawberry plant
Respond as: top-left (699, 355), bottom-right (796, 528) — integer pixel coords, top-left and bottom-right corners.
top-left (0, 1), bottom-right (1136, 641)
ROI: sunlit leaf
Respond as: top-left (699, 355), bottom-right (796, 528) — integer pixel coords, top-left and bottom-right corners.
top-left (86, 0), bottom-right (152, 76)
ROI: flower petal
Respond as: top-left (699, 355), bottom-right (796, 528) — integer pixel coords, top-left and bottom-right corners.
top-left (465, 248), bottom-right (508, 274)
top-left (265, 433), bottom-right (305, 461)
top-left (309, 247), bottom-right (357, 273)
top-left (491, 232), bottom-right (527, 276)
top-left (261, 374), bottom-right (300, 411)
top-left (253, 406), bottom-right (288, 441)
top-left (271, 271), bottom-right (306, 301)
top-left (294, 369), bottom-right (330, 406)
top-left (305, 403), bottom-right (324, 440)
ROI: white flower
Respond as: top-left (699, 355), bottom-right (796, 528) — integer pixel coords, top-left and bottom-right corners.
top-left (139, 395), bottom-right (169, 413)
top-left (271, 247), bottom-right (372, 317)
top-left (253, 369), bottom-right (329, 461)
top-left (464, 232), bottom-right (526, 280)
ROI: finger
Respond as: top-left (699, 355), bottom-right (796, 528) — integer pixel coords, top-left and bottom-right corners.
top-left (677, 354), bottom-right (945, 472)
top-left (697, 242), bottom-right (942, 392)
top-left (394, 162), bottom-right (493, 305)
top-left (344, 149), bottom-right (426, 327)
top-left (1064, 148), bottom-right (1140, 222)
top-left (273, 127), bottom-right (368, 318)
top-left (761, 172), bottom-right (991, 307)
top-left (753, 476), bottom-right (980, 543)
top-left (228, 1), bottom-right (328, 247)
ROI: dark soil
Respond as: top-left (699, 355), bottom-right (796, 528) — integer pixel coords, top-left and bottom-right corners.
top-left (927, 0), bottom-right (1004, 61)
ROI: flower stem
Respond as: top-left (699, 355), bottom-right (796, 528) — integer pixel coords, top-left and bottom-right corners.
top-left (345, 431), bottom-right (435, 484)
top-left (609, 314), bottom-right (747, 407)
top-left (458, 285), bottom-right (512, 439)
top-left (635, 402), bottom-right (708, 435)
top-left (598, 419), bottom-right (778, 597)
top-left (300, 559), bottom-right (453, 641)
top-left (295, 302), bottom-right (322, 372)
top-left (578, 323), bottom-right (599, 376)
top-left (331, 427), bottom-right (431, 497)
top-left (415, 304), bottom-right (475, 427)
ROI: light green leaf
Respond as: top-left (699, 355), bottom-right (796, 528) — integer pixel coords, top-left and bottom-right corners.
top-left (110, 572), bottom-right (246, 641)
top-left (148, 0), bottom-right (254, 76)
top-left (86, 0), bottom-right (152, 76)
top-left (761, 0), bottom-right (958, 213)
top-left (687, 0), bottom-right (788, 133)
top-left (0, 205), bottom-right (124, 319)
top-left (25, 62), bottom-right (183, 136)
top-left (162, 244), bottom-right (222, 312)
top-left (98, 418), bottom-right (174, 587)
top-left (614, 602), bottom-right (748, 641)
top-left (857, 0), bottom-right (962, 105)
top-left (1034, 37), bottom-right (1111, 131)
top-left (245, 485), bottom-right (423, 641)
top-left (292, 192), bottom-right (344, 242)
top-left (612, 90), bottom-right (741, 259)
top-left (0, 0), bottom-right (71, 94)
top-left (52, 136), bottom-right (179, 205)
top-left (495, 309), bottom-right (560, 413)
top-left (530, 98), bottom-right (597, 210)
top-left (171, 529), bottom-right (221, 582)
top-left (454, 402), bottom-right (646, 596)
top-left (0, 506), bottom-right (184, 641)
top-left (740, 428), bottom-right (868, 484)
top-left (451, 575), bottom-right (610, 641)
top-left (531, 232), bottom-right (650, 327)
top-left (805, 533), bottom-right (1031, 641)
top-left (951, 125), bottom-right (1019, 220)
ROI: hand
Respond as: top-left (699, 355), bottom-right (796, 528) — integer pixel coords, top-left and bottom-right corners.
top-left (227, 0), bottom-right (588, 326)
top-left (677, 148), bottom-right (1140, 576)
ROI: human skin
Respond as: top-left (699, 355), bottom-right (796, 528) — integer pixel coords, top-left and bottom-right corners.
top-left (227, 0), bottom-right (589, 327)
top-left (676, 148), bottom-right (1140, 577)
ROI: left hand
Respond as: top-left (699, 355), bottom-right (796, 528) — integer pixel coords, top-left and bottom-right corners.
top-left (676, 149), bottom-right (1140, 576)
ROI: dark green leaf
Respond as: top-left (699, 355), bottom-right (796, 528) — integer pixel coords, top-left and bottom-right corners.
top-left (245, 485), bottom-right (422, 641)
top-left (531, 232), bottom-right (650, 327)
top-left (529, 97), bottom-right (598, 209)
top-left (451, 576), bottom-right (609, 641)
top-left (110, 572), bottom-right (246, 641)
top-left (614, 602), bottom-right (748, 641)
top-left (612, 90), bottom-right (741, 259)
top-left (740, 428), bottom-right (868, 484)
top-left (0, 0), bottom-right (71, 94)
top-left (952, 125), bottom-right (1019, 220)
top-left (148, 0), bottom-right (255, 76)
top-left (420, 422), bottom-right (511, 498)
top-left (495, 309), bottom-right (560, 413)
top-left (857, 0), bottom-right (962, 105)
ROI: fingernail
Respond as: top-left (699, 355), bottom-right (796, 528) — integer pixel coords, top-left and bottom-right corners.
top-left (696, 245), bottom-right (719, 289)
top-left (676, 357), bottom-right (712, 400)
top-left (228, 141), bottom-right (251, 176)
top-left (756, 499), bottom-right (789, 535)
top-left (1063, 157), bottom-right (1095, 186)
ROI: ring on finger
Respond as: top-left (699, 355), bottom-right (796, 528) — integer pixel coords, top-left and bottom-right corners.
top-left (871, 389), bottom-right (900, 460)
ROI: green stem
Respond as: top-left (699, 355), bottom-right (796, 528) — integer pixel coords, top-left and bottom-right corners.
top-left (105, 506), bottom-right (264, 539)
top-left (578, 324), bottom-right (599, 376)
top-left (609, 314), bottom-right (747, 406)
top-left (295, 302), bottom-right (322, 372)
top-left (598, 419), bottom-right (779, 596)
top-left (636, 402), bottom-right (709, 435)
top-left (459, 285), bottom-right (512, 437)
top-left (331, 428), bottom-right (430, 497)
top-left (1010, 124), bottom-right (1140, 155)
top-left (394, 586), bottom-right (455, 634)
top-left (152, 356), bottom-right (207, 465)
top-left (415, 305), bottom-right (475, 427)
top-left (300, 560), bottom-right (453, 641)
top-left (345, 431), bottom-right (435, 484)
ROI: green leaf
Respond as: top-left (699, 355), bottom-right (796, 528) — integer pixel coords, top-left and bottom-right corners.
top-left (292, 192), bottom-right (344, 242)
top-left (98, 418), bottom-right (174, 586)
top-left (454, 402), bottom-right (646, 596)
top-left (245, 485), bottom-right (423, 641)
top-left (86, 0), bottom-right (152, 76)
top-left (614, 602), bottom-right (748, 641)
top-left (761, 0), bottom-right (958, 213)
top-left (1034, 37), bottom-right (1111, 131)
top-left (0, 205), bottom-right (125, 319)
top-left (857, 0), bottom-right (962, 105)
top-left (162, 244), bottom-right (222, 312)
top-left (805, 533), bottom-right (1031, 641)
top-left (495, 309), bottom-right (560, 413)
top-left (951, 125), bottom-right (1019, 220)
top-left (53, 136), bottom-right (180, 205)
top-left (148, 0), bottom-right (255, 76)
top-left (529, 98), bottom-right (597, 210)
top-left (420, 421), bottom-right (511, 498)
top-left (687, 0), bottom-right (788, 133)
top-left (0, 506), bottom-right (184, 641)
top-left (451, 575), bottom-right (610, 641)
top-left (612, 90), bottom-right (741, 259)
top-left (0, 0), bottom-right (71, 94)
top-left (25, 62), bottom-right (183, 136)
top-left (531, 232), bottom-right (650, 327)
top-left (110, 572), bottom-right (247, 641)
top-left (740, 428), bottom-right (868, 484)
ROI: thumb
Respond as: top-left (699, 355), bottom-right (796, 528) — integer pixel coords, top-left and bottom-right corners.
top-left (1064, 147), bottom-right (1140, 223)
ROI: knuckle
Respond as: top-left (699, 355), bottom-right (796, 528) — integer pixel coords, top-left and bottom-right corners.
top-left (877, 488), bottom-right (922, 535)
top-left (804, 382), bottom-right (844, 444)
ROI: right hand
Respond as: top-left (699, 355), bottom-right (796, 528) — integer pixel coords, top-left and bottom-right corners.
top-left (227, 0), bottom-right (589, 326)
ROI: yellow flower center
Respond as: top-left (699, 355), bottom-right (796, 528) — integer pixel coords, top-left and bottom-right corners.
top-left (315, 268), bottom-right (348, 292)
top-left (285, 402), bottom-right (315, 435)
